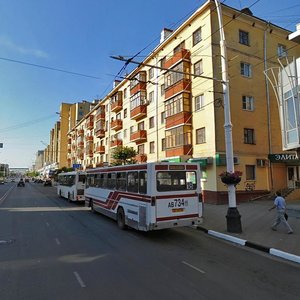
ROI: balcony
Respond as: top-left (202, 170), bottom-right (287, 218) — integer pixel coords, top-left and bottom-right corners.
top-left (130, 130), bottom-right (147, 143)
top-left (68, 148), bottom-right (71, 154)
top-left (79, 153), bottom-right (84, 160)
top-left (165, 111), bottom-right (192, 129)
top-left (164, 49), bottom-right (191, 69)
top-left (130, 104), bottom-right (147, 120)
top-left (86, 135), bottom-right (94, 142)
top-left (77, 129), bottom-right (84, 136)
top-left (96, 128), bottom-right (105, 138)
top-left (96, 105), bottom-right (105, 121)
top-left (78, 141), bottom-right (84, 148)
top-left (110, 139), bottom-right (123, 148)
top-left (86, 149), bottom-right (94, 158)
top-left (136, 153), bottom-right (147, 163)
top-left (96, 145), bottom-right (105, 154)
top-left (68, 138), bottom-right (72, 144)
top-left (165, 78), bottom-right (191, 100)
top-left (111, 119), bottom-right (123, 131)
top-left (86, 121), bottom-right (94, 130)
top-left (130, 82), bottom-right (147, 96)
top-left (166, 144), bottom-right (193, 157)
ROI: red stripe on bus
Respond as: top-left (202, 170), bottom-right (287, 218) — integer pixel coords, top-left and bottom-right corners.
top-left (156, 214), bottom-right (199, 222)
top-left (186, 165), bottom-right (197, 170)
top-left (156, 194), bottom-right (197, 199)
top-left (86, 164), bottom-right (147, 173)
top-left (155, 165), bottom-right (168, 170)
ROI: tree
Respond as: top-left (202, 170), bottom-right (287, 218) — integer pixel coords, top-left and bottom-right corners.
top-left (111, 146), bottom-right (137, 165)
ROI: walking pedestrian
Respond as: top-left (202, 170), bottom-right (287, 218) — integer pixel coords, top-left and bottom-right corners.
top-left (269, 191), bottom-right (293, 234)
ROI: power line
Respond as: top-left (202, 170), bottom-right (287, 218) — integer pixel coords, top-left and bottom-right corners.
top-left (0, 57), bottom-right (102, 80)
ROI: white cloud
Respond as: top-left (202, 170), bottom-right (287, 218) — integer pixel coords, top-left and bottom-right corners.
top-left (0, 35), bottom-right (48, 58)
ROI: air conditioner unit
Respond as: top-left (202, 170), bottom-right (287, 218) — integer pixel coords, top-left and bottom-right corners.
top-left (234, 157), bottom-right (240, 164)
top-left (256, 159), bottom-right (267, 167)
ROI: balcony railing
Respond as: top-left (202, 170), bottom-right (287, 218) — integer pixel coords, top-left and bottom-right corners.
top-left (130, 130), bottom-right (147, 143)
top-left (165, 111), bottom-right (192, 129)
top-left (130, 105), bottom-right (147, 120)
top-left (96, 145), bottom-right (105, 154)
top-left (96, 128), bottom-right (105, 138)
top-left (110, 139), bottom-right (123, 148)
top-left (77, 129), bottom-right (84, 136)
top-left (110, 119), bottom-right (123, 131)
top-left (136, 153), bottom-right (147, 163)
top-left (164, 49), bottom-right (191, 69)
top-left (111, 99), bottom-right (123, 113)
top-left (165, 78), bottom-right (191, 100)
top-left (86, 135), bottom-right (94, 142)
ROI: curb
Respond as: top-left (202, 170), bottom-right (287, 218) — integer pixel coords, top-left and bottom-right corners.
top-left (196, 226), bottom-right (300, 265)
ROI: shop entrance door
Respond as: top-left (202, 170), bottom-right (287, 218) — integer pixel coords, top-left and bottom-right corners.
top-left (287, 166), bottom-right (299, 188)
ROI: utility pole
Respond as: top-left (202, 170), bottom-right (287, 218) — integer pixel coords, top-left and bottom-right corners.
top-left (214, 0), bottom-right (242, 233)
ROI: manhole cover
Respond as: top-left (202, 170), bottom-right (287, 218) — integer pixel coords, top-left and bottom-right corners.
top-left (0, 239), bottom-right (15, 245)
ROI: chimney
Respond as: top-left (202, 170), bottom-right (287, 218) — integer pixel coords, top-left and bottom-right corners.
top-left (160, 28), bottom-right (173, 43)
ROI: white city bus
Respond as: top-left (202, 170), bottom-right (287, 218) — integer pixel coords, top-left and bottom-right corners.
top-left (57, 171), bottom-right (86, 202)
top-left (85, 162), bottom-right (203, 231)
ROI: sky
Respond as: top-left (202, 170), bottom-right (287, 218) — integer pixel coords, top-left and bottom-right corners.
top-left (0, 0), bottom-right (299, 168)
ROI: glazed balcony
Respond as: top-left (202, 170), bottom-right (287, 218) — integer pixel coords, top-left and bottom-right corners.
top-left (165, 111), bottom-right (192, 129)
top-left (164, 49), bottom-right (191, 69)
top-left (96, 128), bottom-right (105, 138)
top-left (96, 105), bottom-right (105, 121)
top-left (166, 144), bottom-right (193, 157)
top-left (130, 82), bottom-right (147, 96)
top-left (130, 105), bottom-right (147, 120)
top-left (96, 145), bottom-right (105, 154)
top-left (86, 149), bottom-right (94, 158)
top-left (110, 139), bottom-right (123, 148)
top-left (136, 153), bottom-right (147, 163)
top-left (111, 119), bottom-right (123, 131)
top-left (165, 78), bottom-right (191, 100)
top-left (130, 130), bottom-right (147, 143)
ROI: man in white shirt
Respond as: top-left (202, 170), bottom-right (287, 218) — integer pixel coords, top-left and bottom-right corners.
top-left (269, 191), bottom-right (293, 234)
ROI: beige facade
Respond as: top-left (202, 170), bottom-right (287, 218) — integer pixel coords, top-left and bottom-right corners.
top-left (65, 1), bottom-right (299, 203)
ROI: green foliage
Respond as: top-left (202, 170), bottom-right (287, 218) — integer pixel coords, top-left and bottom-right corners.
top-left (111, 146), bottom-right (137, 165)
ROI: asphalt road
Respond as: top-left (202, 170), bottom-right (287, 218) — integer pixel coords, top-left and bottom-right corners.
top-left (0, 182), bottom-right (299, 300)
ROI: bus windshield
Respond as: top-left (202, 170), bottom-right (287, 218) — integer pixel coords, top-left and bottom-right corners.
top-left (156, 171), bottom-right (197, 192)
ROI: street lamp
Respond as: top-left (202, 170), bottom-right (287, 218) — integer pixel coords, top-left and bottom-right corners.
top-left (214, 0), bottom-right (242, 233)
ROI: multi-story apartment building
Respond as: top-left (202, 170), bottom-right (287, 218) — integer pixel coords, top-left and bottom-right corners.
top-left (65, 1), bottom-right (299, 203)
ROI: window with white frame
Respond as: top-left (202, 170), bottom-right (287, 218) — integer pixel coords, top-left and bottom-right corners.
top-left (195, 94), bottom-right (204, 111)
top-left (161, 84), bottom-right (165, 96)
top-left (242, 96), bottom-right (254, 111)
top-left (149, 67), bottom-right (154, 79)
top-left (149, 141), bottom-right (155, 153)
top-left (241, 62), bottom-right (252, 77)
top-left (148, 91), bottom-right (154, 104)
top-left (194, 59), bottom-right (203, 76)
top-left (193, 27), bottom-right (202, 46)
top-left (149, 117), bottom-right (155, 129)
top-left (161, 111), bottom-right (166, 124)
top-left (196, 127), bottom-right (206, 144)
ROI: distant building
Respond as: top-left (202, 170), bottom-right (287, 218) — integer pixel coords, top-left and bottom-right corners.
top-left (9, 167), bottom-right (29, 176)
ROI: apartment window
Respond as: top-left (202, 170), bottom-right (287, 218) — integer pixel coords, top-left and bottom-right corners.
top-left (195, 94), bottom-right (204, 111)
top-left (116, 113), bottom-right (121, 120)
top-left (241, 62), bottom-right (252, 77)
top-left (239, 30), bottom-right (249, 46)
top-left (161, 138), bottom-right (166, 151)
top-left (161, 111), bottom-right (166, 124)
top-left (149, 67), bottom-right (154, 79)
top-left (150, 141), bottom-right (155, 153)
top-left (123, 129), bottom-right (127, 139)
top-left (161, 84), bottom-right (165, 96)
top-left (244, 128), bottom-right (255, 144)
top-left (246, 165), bottom-right (256, 180)
top-left (148, 91), bottom-right (154, 104)
top-left (242, 96), bottom-right (254, 111)
top-left (160, 56), bottom-right (166, 68)
top-left (149, 117), bottom-right (155, 129)
top-left (193, 27), bottom-right (202, 46)
top-left (277, 44), bottom-right (287, 57)
top-left (196, 127), bottom-right (206, 144)
top-left (138, 121), bottom-right (144, 131)
top-left (124, 88), bottom-right (128, 99)
top-left (194, 59), bottom-right (203, 76)
top-left (124, 108), bottom-right (127, 118)
top-left (137, 144), bottom-right (145, 154)
top-left (130, 126), bottom-right (134, 134)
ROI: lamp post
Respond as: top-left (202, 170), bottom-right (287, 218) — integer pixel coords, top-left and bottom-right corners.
top-left (214, 0), bottom-right (242, 233)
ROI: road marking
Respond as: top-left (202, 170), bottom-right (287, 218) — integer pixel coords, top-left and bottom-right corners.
top-left (182, 261), bottom-right (205, 274)
top-left (55, 238), bottom-right (61, 245)
top-left (0, 185), bottom-right (15, 203)
top-left (73, 271), bottom-right (86, 288)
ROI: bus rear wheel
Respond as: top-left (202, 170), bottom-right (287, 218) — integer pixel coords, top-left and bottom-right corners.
top-left (117, 207), bottom-right (126, 230)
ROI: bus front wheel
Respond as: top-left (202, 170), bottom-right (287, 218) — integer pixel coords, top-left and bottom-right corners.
top-left (117, 207), bottom-right (126, 230)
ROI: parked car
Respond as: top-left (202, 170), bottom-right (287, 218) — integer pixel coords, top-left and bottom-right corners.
top-left (43, 180), bottom-right (52, 187)
top-left (17, 179), bottom-right (25, 187)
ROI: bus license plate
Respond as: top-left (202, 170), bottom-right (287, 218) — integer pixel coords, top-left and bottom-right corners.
top-left (168, 199), bottom-right (188, 208)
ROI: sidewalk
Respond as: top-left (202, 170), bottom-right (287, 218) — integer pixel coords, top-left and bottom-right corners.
top-left (199, 199), bottom-right (300, 262)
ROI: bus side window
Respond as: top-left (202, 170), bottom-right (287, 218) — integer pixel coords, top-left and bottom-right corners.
top-left (127, 171), bottom-right (138, 193)
top-left (139, 171), bottom-right (147, 194)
